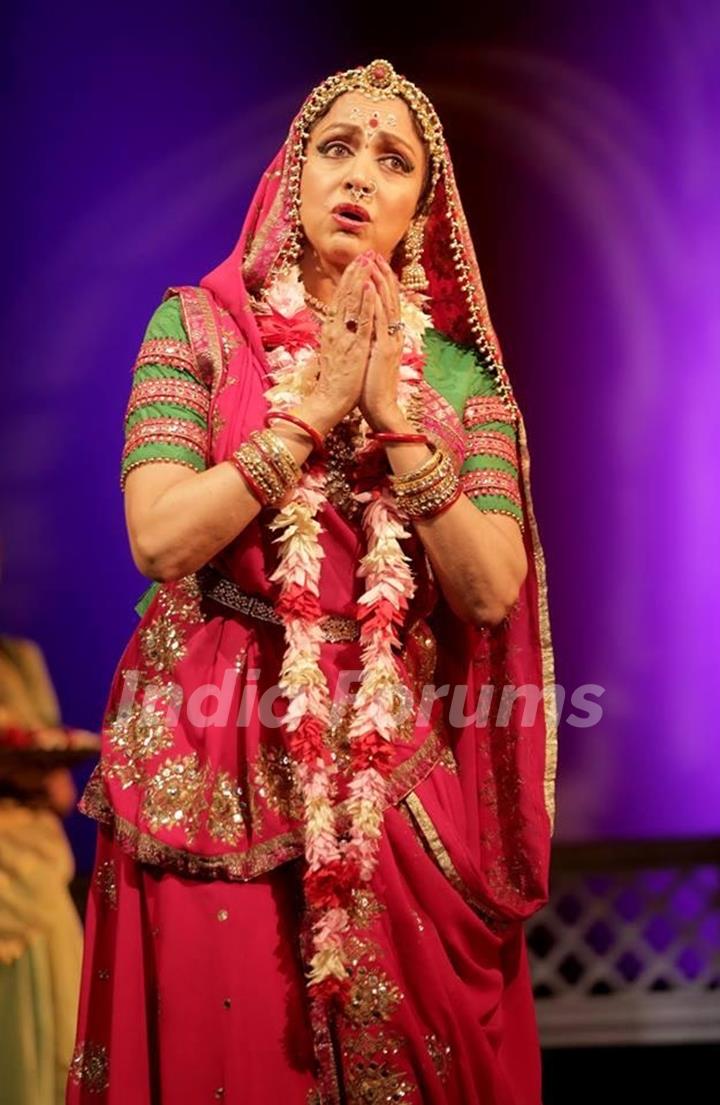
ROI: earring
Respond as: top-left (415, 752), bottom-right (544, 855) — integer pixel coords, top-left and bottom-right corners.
top-left (400, 217), bottom-right (428, 291)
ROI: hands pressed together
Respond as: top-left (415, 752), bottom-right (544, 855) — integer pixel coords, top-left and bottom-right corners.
top-left (311, 248), bottom-right (408, 433)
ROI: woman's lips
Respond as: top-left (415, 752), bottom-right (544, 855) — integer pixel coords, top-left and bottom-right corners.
top-left (331, 211), bottom-right (368, 233)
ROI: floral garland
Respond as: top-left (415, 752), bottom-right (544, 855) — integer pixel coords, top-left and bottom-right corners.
top-left (252, 264), bottom-right (432, 1002)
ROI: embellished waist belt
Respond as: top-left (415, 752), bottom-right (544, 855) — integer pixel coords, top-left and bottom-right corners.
top-left (196, 565), bottom-right (360, 643)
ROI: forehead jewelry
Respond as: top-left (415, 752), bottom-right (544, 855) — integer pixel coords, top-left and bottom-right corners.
top-left (347, 104), bottom-right (399, 143)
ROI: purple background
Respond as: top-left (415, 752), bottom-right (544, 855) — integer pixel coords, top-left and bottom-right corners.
top-left (3, 1), bottom-right (718, 872)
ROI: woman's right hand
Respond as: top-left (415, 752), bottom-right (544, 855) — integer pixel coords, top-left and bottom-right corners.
top-left (306, 253), bottom-right (376, 427)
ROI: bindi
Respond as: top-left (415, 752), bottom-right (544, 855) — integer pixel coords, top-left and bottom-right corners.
top-left (347, 105), bottom-right (399, 144)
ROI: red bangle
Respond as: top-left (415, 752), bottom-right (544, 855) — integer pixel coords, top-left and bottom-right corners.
top-left (368, 431), bottom-right (429, 445)
top-left (422, 483), bottom-right (463, 519)
top-left (227, 453), bottom-right (270, 507)
top-left (264, 410), bottom-right (325, 454)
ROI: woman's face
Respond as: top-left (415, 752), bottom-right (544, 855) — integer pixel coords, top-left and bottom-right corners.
top-left (299, 91), bottom-right (428, 275)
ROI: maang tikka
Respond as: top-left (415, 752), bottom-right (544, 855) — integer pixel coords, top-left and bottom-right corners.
top-left (400, 215), bottom-right (428, 291)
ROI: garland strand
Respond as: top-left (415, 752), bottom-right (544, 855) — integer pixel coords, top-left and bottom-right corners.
top-left (254, 265), bottom-right (432, 1002)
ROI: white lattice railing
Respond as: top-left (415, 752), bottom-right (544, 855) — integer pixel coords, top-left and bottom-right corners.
top-left (526, 839), bottom-right (720, 1047)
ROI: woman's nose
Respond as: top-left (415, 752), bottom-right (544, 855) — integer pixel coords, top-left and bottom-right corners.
top-left (345, 176), bottom-right (377, 197)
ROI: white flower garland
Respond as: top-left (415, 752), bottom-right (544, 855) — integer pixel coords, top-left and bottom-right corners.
top-left (255, 264), bottom-right (433, 1000)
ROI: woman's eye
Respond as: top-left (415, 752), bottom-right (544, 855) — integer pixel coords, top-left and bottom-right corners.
top-left (384, 154), bottom-right (410, 173)
top-left (319, 142), bottom-right (411, 173)
top-left (321, 141), bottom-right (349, 156)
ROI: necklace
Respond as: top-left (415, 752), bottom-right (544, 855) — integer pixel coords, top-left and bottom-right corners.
top-left (302, 286), bottom-right (332, 316)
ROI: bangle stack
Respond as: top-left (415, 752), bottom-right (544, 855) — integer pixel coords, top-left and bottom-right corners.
top-left (388, 441), bottom-right (462, 519)
top-left (228, 428), bottom-right (302, 507)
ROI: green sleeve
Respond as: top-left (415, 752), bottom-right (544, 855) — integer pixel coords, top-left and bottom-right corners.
top-left (120, 295), bottom-right (211, 492)
top-left (422, 327), bottom-right (524, 530)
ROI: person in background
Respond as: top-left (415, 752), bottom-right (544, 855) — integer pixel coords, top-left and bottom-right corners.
top-left (0, 614), bottom-right (99, 1105)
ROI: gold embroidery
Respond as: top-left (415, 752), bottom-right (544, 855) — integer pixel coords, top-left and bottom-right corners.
top-left (348, 886), bottom-right (385, 931)
top-left (325, 700), bottom-right (353, 772)
top-left (126, 376), bottom-right (210, 420)
top-left (253, 740), bottom-right (303, 821)
top-left (95, 859), bottom-right (117, 909)
top-left (340, 909), bottom-right (415, 1103)
top-left (404, 619), bottom-right (437, 690)
top-left (211, 407), bottom-right (227, 440)
top-left (166, 573), bottom-right (204, 622)
top-left (104, 684), bottom-right (178, 787)
top-left (417, 379), bottom-right (466, 469)
top-left (346, 966), bottom-right (403, 1027)
top-left (140, 753), bottom-right (209, 842)
top-left (123, 415), bottom-right (208, 458)
top-left (344, 1052), bottom-right (414, 1104)
top-left (424, 1032), bottom-right (452, 1084)
top-left (460, 467), bottom-right (522, 509)
top-left (84, 726), bottom-right (447, 883)
top-left (464, 428), bottom-right (518, 467)
top-left (166, 286), bottom-right (223, 391)
top-left (207, 770), bottom-right (248, 845)
top-left (463, 395), bottom-right (513, 426)
top-left (79, 764), bottom-right (305, 878)
top-left (69, 1041), bottom-right (109, 1093)
top-left (517, 415), bottom-right (558, 830)
top-left (138, 574), bottom-right (205, 674)
top-left (436, 744), bottom-right (458, 774)
top-left (139, 615), bottom-right (187, 673)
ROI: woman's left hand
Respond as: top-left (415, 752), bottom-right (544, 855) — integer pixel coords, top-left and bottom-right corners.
top-left (358, 254), bottom-right (405, 430)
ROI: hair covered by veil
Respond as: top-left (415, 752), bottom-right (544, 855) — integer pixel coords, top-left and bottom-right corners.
top-left (196, 59), bottom-right (558, 922)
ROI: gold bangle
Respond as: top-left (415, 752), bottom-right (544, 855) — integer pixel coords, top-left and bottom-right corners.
top-left (250, 428), bottom-right (302, 486)
top-left (391, 444), bottom-right (452, 498)
top-left (231, 440), bottom-right (286, 505)
top-left (396, 470), bottom-right (461, 519)
top-left (389, 442), bottom-right (443, 492)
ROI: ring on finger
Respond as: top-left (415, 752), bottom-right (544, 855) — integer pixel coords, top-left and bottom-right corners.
top-left (387, 320), bottom-right (405, 336)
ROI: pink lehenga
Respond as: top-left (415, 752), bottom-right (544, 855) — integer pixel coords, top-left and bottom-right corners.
top-left (68, 59), bottom-right (557, 1105)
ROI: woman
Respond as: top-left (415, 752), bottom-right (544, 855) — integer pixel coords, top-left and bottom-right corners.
top-left (68, 59), bottom-right (557, 1104)
top-left (0, 627), bottom-right (99, 1105)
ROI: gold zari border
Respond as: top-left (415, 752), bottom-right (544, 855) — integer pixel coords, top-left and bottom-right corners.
top-left (81, 727), bottom-right (448, 881)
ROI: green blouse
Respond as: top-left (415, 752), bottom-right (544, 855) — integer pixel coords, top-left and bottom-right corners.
top-left (123, 297), bottom-right (523, 616)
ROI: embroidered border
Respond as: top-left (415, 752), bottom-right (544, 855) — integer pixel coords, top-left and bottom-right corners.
top-left (403, 790), bottom-right (510, 933)
top-left (125, 377), bottom-right (211, 421)
top-left (80, 727), bottom-right (448, 882)
top-left (463, 395), bottom-right (515, 427)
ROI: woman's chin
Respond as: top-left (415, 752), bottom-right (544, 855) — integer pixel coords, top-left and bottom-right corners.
top-left (325, 236), bottom-right (369, 267)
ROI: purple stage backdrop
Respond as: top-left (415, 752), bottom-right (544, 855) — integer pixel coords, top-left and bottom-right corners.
top-left (2, 1), bottom-right (718, 872)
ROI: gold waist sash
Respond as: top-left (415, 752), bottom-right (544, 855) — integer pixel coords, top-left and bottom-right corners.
top-left (196, 565), bottom-right (360, 644)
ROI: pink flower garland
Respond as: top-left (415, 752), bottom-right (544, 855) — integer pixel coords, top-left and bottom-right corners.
top-left (255, 266), bottom-right (431, 1003)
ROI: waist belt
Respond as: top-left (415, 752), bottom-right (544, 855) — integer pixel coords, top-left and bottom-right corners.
top-left (196, 565), bottom-right (360, 643)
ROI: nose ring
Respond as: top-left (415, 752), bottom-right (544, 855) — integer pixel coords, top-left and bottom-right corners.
top-left (348, 181), bottom-right (376, 203)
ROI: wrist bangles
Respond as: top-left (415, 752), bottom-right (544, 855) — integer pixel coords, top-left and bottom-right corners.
top-left (388, 440), bottom-right (462, 519)
top-left (264, 409), bottom-right (326, 455)
top-left (228, 428), bottom-right (302, 508)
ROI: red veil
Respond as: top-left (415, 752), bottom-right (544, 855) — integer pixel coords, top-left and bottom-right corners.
top-left (195, 59), bottom-right (558, 923)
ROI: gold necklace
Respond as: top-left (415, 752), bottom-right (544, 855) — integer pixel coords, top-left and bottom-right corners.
top-left (303, 288), bottom-right (332, 316)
